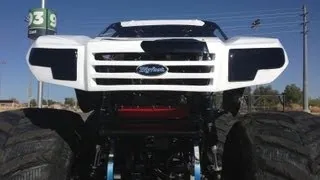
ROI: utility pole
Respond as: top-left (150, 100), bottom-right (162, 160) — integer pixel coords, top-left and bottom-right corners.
top-left (302, 4), bottom-right (309, 112)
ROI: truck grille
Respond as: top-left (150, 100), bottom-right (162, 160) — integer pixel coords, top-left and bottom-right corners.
top-left (95, 79), bottom-right (211, 86)
top-left (95, 66), bottom-right (213, 73)
top-left (87, 39), bottom-right (216, 91)
top-left (94, 52), bottom-right (214, 61)
top-left (91, 48), bottom-right (214, 87)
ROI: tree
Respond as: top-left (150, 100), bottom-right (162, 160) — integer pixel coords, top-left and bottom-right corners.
top-left (253, 85), bottom-right (278, 96)
top-left (309, 97), bottom-right (320, 107)
top-left (47, 99), bottom-right (56, 106)
top-left (64, 97), bottom-right (75, 107)
top-left (30, 99), bottom-right (37, 107)
top-left (283, 84), bottom-right (302, 105)
top-left (42, 99), bottom-right (48, 105)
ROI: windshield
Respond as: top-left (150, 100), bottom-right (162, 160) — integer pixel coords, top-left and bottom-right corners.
top-left (98, 21), bottom-right (228, 40)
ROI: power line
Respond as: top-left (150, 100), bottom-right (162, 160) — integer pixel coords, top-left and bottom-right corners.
top-left (88, 10), bottom-right (297, 20)
top-left (213, 14), bottom-right (299, 22)
top-left (198, 7), bottom-right (300, 16)
top-left (224, 22), bottom-right (300, 30)
top-left (73, 14), bottom-right (300, 28)
top-left (237, 30), bottom-right (301, 36)
top-left (64, 8), bottom-right (300, 23)
top-left (71, 10), bottom-right (300, 27)
top-left (72, 6), bottom-right (300, 15)
top-left (57, 6), bottom-right (307, 39)
top-left (206, 11), bottom-right (299, 20)
top-left (222, 21), bottom-right (300, 29)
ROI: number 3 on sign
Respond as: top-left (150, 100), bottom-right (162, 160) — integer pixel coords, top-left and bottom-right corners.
top-left (31, 11), bottom-right (45, 25)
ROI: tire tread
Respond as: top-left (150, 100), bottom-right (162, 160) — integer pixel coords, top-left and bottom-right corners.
top-left (0, 108), bottom-right (83, 180)
top-left (222, 111), bottom-right (320, 180)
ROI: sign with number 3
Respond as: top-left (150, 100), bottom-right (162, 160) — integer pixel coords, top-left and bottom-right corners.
top-left (28, 8), bottom-right (57, 40)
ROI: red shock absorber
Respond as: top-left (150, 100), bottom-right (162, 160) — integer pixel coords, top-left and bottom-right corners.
top-left (117, 106), bottom-right (189, 119)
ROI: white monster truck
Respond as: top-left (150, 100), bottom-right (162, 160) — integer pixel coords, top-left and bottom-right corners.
top-left (0, 19), bottom-right (319, 180)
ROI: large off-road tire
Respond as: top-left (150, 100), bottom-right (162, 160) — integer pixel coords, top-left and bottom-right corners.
top-left (214, 112), bottom-right (238, 168)
top-left (0, 108), bottom-right (84, 180)
top-left (222, 112), bottom-right (320, 180)
top-left (202, 112), bottom-right (238, 179)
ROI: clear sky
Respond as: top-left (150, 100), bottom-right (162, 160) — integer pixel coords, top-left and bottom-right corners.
top-left (0, 0), bottom-right (319, 103)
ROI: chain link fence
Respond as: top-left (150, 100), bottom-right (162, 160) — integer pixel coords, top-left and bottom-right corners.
top-left (239, 94), bottom-right (286, 114)
top-left (212, 94), bottom-right (286, 114)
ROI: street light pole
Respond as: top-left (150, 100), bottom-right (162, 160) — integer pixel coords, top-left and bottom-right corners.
top-left (37, 0), bottom-right (46, 108)
top-left (42, 0), bottom-right (45, 8)
top-left (37, 81), bottom-right (43, 108)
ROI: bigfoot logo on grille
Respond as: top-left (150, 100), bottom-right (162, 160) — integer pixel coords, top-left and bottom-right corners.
top-left (136, 64), bottom-right (168, 76)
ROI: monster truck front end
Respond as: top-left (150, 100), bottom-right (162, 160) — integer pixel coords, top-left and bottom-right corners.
top-left (27, 20), bottom-right (287, 93)
top-left (23, 20), bottom-right (292, 180)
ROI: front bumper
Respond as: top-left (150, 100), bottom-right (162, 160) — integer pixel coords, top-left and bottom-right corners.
top-left (26, 35), bottom-right (288, 93)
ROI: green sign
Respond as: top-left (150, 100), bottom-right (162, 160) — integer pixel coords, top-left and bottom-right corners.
top-left (28, 8), bottom-right (57, 40)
